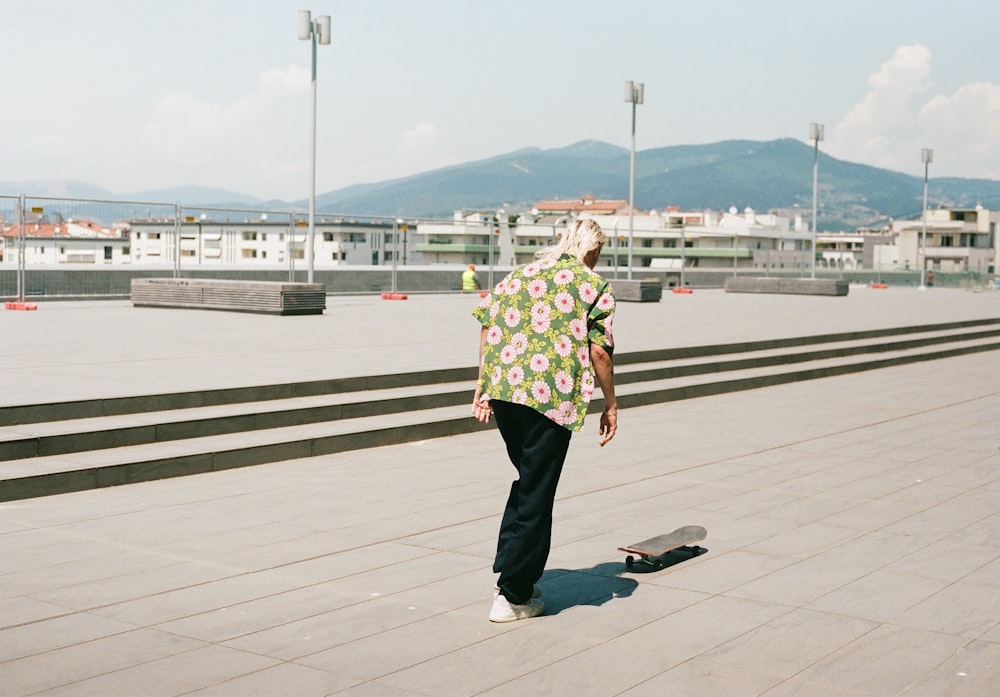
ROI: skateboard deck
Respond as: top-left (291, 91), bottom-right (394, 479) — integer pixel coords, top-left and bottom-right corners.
top-left (619, 525), bottom-right (707, 570)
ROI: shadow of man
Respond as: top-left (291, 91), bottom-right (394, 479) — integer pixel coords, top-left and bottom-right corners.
top-left (539, 548), bottom-right (707, 615)
top-left (537, 562), bottom-right (638, 615)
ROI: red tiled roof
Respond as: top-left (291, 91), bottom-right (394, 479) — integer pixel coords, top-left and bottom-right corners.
top-left (532, 197), bottom-right (630, 215)
top-left (0, 220), bottom-right (118, 239)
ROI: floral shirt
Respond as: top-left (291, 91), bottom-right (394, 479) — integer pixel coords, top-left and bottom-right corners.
top-left (473, 253), bottom-right (615, 431)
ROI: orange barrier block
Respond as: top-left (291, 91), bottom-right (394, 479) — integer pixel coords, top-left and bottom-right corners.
top-left (480, 291), bottom-right (489, 298)
top-left (380, 293), bottom-right (408, 300)
top-left (871, 283), bottom-right (888, 289)
top-left (5, 301), bottom-right (38, 311)
top-left (672, 287), bottom-right (694, 294)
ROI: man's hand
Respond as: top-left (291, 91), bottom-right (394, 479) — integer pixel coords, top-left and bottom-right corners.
top-left (598, 408), bottom-right (617, 446)
top-left (472, 390), bottom-right (493, 424)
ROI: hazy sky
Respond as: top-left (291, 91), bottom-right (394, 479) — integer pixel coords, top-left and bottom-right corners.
top-left (3, 0), bottom-right (999, 201)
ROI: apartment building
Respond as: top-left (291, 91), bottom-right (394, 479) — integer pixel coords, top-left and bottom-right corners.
top-left (872, 206), bottom-right (999, 275)
top-left (0, 219), bottom-right (130, 265)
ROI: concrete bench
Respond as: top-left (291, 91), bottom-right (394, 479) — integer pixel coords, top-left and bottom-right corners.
top-left (612, 278), bottom-right (663, 302)
top-left (724, 277), bottom-right (849, 296)
top-left (131, 278), bottom-right (326, 315)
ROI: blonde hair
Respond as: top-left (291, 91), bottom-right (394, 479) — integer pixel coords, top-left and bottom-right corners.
top-left (534, 218), bottom-right (608, 262)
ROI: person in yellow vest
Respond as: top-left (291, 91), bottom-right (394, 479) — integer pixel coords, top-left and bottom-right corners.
top-left (462, 264), bottom-right (482, 292)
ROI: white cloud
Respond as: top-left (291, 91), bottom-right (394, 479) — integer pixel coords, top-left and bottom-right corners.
top-left (399, 122), bottom-right (440, 154)
top-left (828, 45), bottom-right (931, 172)
top-left (829, 45), bottom-right (1000, 179)
top-left (919, 82), bottom-right (1000, 179)
top-left (125, 65), bottom-right (310, 196)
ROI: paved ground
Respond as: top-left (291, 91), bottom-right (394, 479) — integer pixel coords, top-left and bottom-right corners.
top-left (2, 286), bottom-right (1000, 696)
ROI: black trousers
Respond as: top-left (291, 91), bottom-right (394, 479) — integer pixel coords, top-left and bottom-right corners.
top-left (490, 400), bottom-right (572, 605)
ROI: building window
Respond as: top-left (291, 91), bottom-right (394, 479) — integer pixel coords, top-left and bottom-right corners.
top-left (104, 246), bottom-right (113, 260)
top-left (242, 248), bottom-right (258, 258)
top-left (242, 231), bottom-right (258, 241)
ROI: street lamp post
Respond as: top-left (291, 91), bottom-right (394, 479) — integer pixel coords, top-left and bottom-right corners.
top-left (809, 122), bottom-right (824, 279)
top-left (919, 147), bottom-right (933, 290)
top-left (298, 9), bottom-right (330, 284)
top-left (625, 80), bottom-right (644, 281)
top-left (391, 218), bottom-right (402, 293)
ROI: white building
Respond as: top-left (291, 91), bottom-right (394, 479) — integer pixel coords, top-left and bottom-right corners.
top-left (1, 219), bottom-right (129, 265)
top-left (124, 217), bottom-right (399, 268)
top-left (873, 206), bottom-right (999, 275)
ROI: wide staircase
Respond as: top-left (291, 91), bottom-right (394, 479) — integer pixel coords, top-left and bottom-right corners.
top-left (3, 317), bottom-right (1000, 502)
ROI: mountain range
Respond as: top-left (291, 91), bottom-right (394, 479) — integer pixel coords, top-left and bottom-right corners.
top-left (6, 138), bottom-right (1000, 231)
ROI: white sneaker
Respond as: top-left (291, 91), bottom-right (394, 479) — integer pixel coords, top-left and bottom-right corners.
top-left (493, 584), bottom-right (541, 599)
top-left (489, 594), bottom-right (544, 622)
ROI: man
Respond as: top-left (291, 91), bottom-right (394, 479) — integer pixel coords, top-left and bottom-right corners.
top-left (472, 218), bottom-right (618, 622)
top-left (462, 264), bottom-right (482, 291)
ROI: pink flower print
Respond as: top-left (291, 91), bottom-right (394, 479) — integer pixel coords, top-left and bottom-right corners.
top-left (553, 370), bottom-right (574, 394)
top-left (554, 268), bottom-right (575, 286)
top-left (490, 366), bottom-right (503, 385)
top-left (554, 335), bottom-right (573, 358)
top-left (495, 279), bottom-right (508, 295)
top-left (506, 365), bottom-right (525, 385)
top-left (486, 325), bottom-right (503, 345)
top-left (544, 408), bottom-right (564, 424)
top-left (554, 292), bottom-right (575, 313)
top-left (510, 332), bottom-right (528, 355)
top-left (531, 301), bottom-right (551, 320)
top-left (578, 282), bottom-right (597, 304)
top-left (476, 293), bottom-right (492, 309)
top-left (506, 277), bottom-right (522, 295)
top-left (538, 258), bottom-right (556, 269)
top-left (527, 278), bottom-right (547, 299)
top-left (500, 344), bottom-right (517, 364)
top-left (597, 293), bottom-right (615, 311)
top-left (576, 345), bottom-right (591, 366)
top-left (529, 353), bottom-right (549, 372)
top-left (580, 370), bottom-right (595, 401)
top-left (531, 314), bottom-right (551, 334)
top-left (523, 262), bottom-right (541, 277)
top-left (489, 301), bottom-right (500, 318)
top-left (569, 318), bottom-right (587, 341)
top-left (531, 380), bottom-right (552, 404)
top-left (511, 388), bottom-right (528, 404)
top-left (503, 306), bottom-right (522, 327)
top-left (556, 401), bottom-right (578, 424)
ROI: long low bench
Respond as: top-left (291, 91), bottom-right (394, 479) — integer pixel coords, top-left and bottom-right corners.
top-left (131, 278), bottom-right (326, 315)
top-left (724, 277), bottom-right (849, 296)
top-left (611, 278), bottom-right (663, 302)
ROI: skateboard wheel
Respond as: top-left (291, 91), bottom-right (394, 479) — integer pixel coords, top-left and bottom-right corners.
top-left (625, 556), bottom-right (635, 569)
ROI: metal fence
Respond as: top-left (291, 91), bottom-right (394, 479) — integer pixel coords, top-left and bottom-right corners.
top-left (0, 195), bottom-right (410, 299)
top-left (1, 195), bottom-right (572, 299)
top-left (5, 193), bottom-right (984, 300)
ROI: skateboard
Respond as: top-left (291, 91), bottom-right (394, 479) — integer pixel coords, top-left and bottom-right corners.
top-left (619, 525), bottom-right (707, 570)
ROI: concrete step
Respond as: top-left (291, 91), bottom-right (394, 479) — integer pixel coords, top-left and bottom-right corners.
top-left (3, 320), bottom-right (1000, 501)
top-left (0, 381), bottom-right (470, 461)
top-left (4, 323), bottom-right (998, 464)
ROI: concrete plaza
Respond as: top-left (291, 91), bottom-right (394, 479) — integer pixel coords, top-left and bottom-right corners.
top-left (1, 286), bottom-right (999, 696)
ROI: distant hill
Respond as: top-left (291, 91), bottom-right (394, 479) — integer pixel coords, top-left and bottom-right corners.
top-left (6, 140), bottom-right (1000, 231)
top-left (308, 138), bottom-right (1000, 230)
